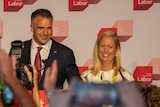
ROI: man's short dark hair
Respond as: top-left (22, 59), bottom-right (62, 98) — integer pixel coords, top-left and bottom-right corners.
top-left (31, 8), bottom-right (53, 23)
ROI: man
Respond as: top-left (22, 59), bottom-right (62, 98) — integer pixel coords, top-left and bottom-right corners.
top-left (20, 8), bottom-right (81, 90)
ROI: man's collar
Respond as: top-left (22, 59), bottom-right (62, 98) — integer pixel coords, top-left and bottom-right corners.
top-left (31, 39), bottom-right (52, 50)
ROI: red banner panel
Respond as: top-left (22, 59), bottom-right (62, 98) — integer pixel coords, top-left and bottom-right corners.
top-left (97, 28), bottom-right (117, 38)
top-left (78, 66), bottom-right (88, 74)
top-left (52, 21), bottom-right (68, 42)
top-left (112, 20), bottom-right (133, 42)
top-left (154, 0), bottom-right (160, 2)
top-left (133, 66), bottom-right (152, 84)
top-left (24, 0), bottom-right (37, 4)
top-left (4, 0), bottom-right (24, 12)
top-left (14, 90), bottom-right (48, 107)
top-left (148, 58), bottom-right (160, 80)
top-left (69, 0), bottom-right (88, 11)
top-left (88, 0), bottom-right (101, 4)
top-left (133, 0), bottom-right (153, 10)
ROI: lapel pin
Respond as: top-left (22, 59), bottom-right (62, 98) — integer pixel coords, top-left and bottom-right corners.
top-left (54, 51), bottom-right (57, 54)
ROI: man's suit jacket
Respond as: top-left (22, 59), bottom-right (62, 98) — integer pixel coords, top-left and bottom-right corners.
top-left (20, 38), bottom-right (81, 90)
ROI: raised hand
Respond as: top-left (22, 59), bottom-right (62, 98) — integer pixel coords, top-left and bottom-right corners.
top-left (44, 60), bottom-right (58, 92)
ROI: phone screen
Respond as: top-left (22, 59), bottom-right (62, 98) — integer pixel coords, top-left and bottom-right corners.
top-left (70, 80), bottom-right (120, 106)
top-left (0, 79), bottom-right (14, 106)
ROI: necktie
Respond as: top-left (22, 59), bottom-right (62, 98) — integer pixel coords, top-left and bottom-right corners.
top-left (34, 47), bottom-right (42, 81)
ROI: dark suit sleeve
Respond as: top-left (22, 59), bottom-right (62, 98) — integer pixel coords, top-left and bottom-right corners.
top-left (65, 50), bottom-right (82, 83)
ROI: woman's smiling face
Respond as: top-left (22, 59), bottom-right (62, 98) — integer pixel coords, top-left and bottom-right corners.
top-left (98, 36), bottom-right (117, 64)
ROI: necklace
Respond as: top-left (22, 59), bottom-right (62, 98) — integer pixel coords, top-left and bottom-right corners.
top-left (112, 67), bottom-right (117, 82)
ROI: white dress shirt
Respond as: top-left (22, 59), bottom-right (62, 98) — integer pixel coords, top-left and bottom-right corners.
top-left (31, 39), bottom-right (52, 75)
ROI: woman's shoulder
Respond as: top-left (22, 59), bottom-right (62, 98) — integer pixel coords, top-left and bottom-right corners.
top-left (80, 68), bottom-right (93, 82)
top-left (120, 68), bottom-right (134, 81)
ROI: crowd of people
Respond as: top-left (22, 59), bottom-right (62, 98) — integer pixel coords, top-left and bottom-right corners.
top-left (132, 81), bottom-right (160, 107)
top-left (0, 49), bottom-right (146, 107)
top-left (0, 8), bottom-right (159, 107)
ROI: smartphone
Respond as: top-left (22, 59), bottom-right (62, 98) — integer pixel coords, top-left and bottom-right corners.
top-left (0, 78), bottom-right (14, 106)
top-left (70, 80), bottom-right (121, 107)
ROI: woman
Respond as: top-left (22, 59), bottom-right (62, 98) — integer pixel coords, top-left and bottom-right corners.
top-left (81, 31), bottom-right (134, 83)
